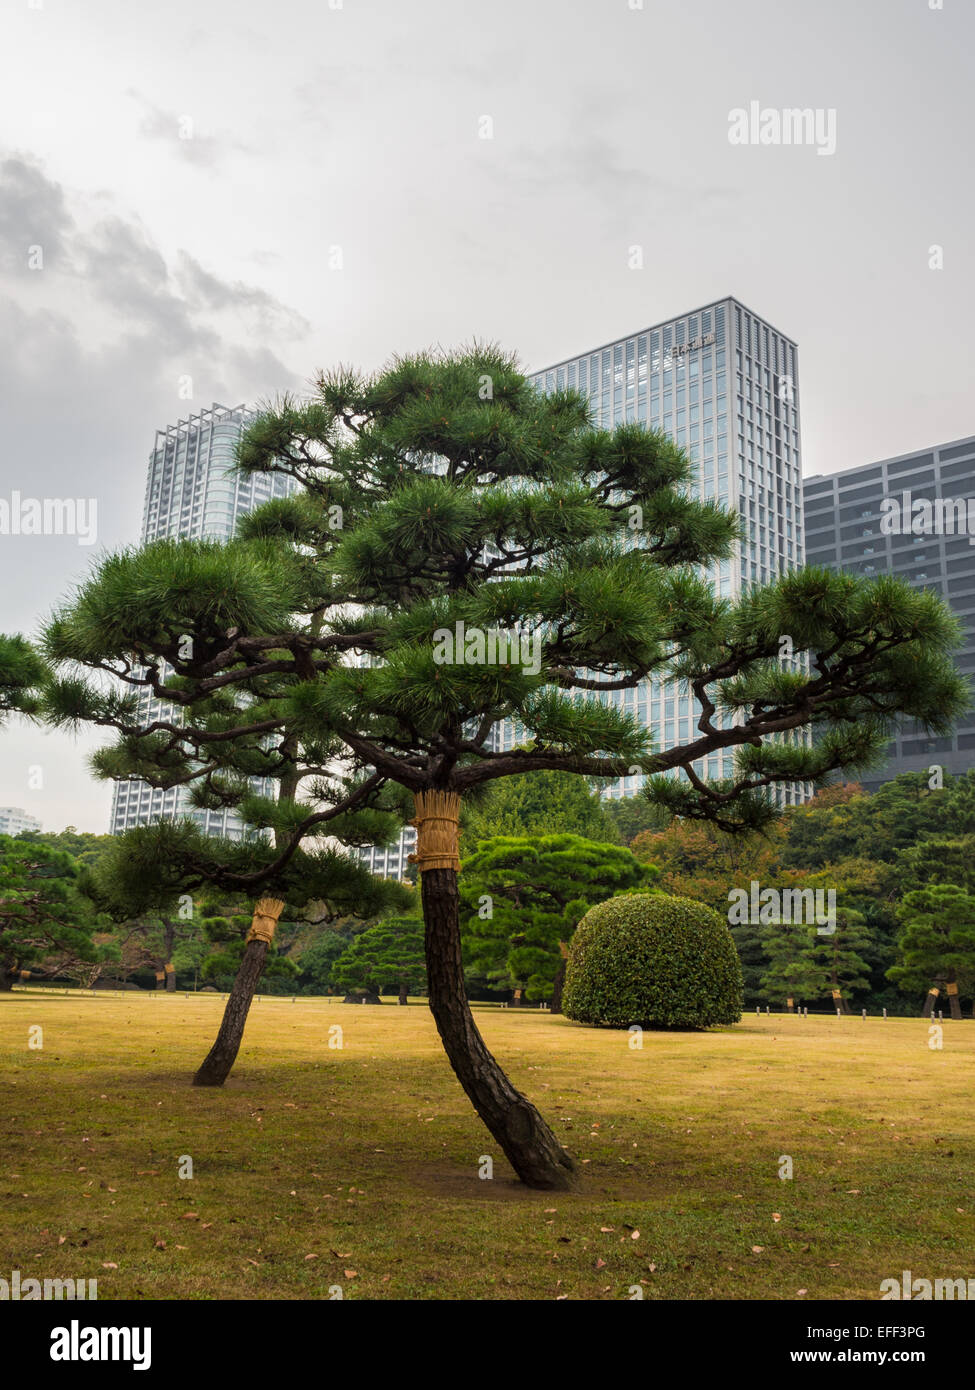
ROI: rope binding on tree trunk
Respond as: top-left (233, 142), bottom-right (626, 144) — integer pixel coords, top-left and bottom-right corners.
top-left (246, 897), bottom-right (286, 945)
top-left (409, 790), bottom-right (461, 872)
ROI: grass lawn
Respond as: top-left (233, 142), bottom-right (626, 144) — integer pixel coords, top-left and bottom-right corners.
top-left (1, 990), bottom-right (972, 1301)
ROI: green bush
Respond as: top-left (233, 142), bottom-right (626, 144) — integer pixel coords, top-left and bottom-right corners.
top-left (562, 893), bottom-right (743, 1029)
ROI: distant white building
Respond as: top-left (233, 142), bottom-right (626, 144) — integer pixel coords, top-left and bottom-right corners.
top-left (109, 403), bottom-right (295, 839)
top-left (0, 806), bottom-right (42, 835)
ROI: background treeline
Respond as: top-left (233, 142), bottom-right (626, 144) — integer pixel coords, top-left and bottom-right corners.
top-left (4, 767), bottom-right (975, 1013)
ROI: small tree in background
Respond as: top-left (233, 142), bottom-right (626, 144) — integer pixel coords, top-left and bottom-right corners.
top-left (758, 921), bottom-right (820, 1010)
top-left (760, 904), bottom-right (873, 1013)
top-left (812, 905), bottom-right (873, 1013)
top-left (461, 769), bottom-right (618, 847)
top-left (332, 916), bottom-right (426, 1004)
top-left (887, 884), bottom-right (975, 1019)
top-left (0, 836), bottom-right (111, 990)
top-left (459, 833), bottom-right (651, 1008)
top-left (601, 794), bottom-right (672, 846)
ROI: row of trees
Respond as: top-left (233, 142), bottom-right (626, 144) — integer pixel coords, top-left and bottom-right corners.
top-left (1, 346), bottom-right (969, 1188)
top-left (632, 772), bottom-right (975, 1014)
top-left (450, 768), bottom-right (975, 1016)
top-left (0, 826), bottom-right (425, 998)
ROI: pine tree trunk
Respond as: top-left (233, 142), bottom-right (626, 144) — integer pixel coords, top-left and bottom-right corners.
top-left (922, 987), bottom-right (939, 1018)
top-left (420, 866), bottom-right (576, 1190)
top-left (398, 981), bottom-right (408, 1005)
top-left (165, 965), bottom-right (176, 993)
top-left (0, 967), bottom-right (16, 991)
top-left (193, 938), bottom-right (269, 1087)
top-left (192, 897), bottom-right (284, 1087)
top-left (946, 979), bottom-right (962, 1021)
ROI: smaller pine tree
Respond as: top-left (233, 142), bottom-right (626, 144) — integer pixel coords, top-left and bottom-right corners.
top-left (332, 917), bottom-right (426, 1004)
top-left (887, 884), bottom-right (975, 1019)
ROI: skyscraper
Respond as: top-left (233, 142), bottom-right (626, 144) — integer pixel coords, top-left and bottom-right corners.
top-left (500, 295), bottom-right (807, 801)
top-left (109, 404), bottom-right (294, 837)
top-left (803, 435), bottom-right (975, 790)
top-left (358, 297), bottom-right (807, 877)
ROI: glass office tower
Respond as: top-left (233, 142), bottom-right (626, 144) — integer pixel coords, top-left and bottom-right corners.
top-left (803, 435), bottom-right (975, 791)
top-left (109, 404), bottom-right (294, 838)
top-left (502, 295), bottom-right (807, 801)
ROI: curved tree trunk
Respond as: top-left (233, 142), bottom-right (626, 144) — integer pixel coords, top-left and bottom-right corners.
top-left (398, 980), bottom-right (408, 1006)
top-left (420, 865), bottom-right (576, 1190)
top-left (193, 899), bottom-right (284, 1087)
top-left (165, 963), bottom-right (176, 993)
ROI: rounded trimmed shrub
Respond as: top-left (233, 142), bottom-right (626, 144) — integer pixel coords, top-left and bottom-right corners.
top-left (562, 893), bottom-right (743, 1029)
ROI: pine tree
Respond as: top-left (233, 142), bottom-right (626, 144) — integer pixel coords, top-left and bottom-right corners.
top-left (758, 921), bottom-right (823, 1009)
top-left (0, 836), bottom-right (110, 990)
top-left (459, 833), bottom-right (650, 1006)
top-left (810, 905), bottom-right (874, 1013)
top-left (887, 884), bottom-right (975, 1018)
top-left (760, 905), bottom-right (873, 1012)
top-left (41, 346), bottom-right (969, 1187)
top-left (461, 769), bottom-right (617, 846)
top-left (332, 916), bottom-right (426, 1003)
top-left (0, 634), bottom-right (47, 720)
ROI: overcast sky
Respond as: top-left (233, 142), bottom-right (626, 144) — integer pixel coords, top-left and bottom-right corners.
top-left (0, 0), bottom-right (972, 831)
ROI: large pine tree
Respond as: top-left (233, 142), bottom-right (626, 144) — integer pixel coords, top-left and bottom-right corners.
top-left (41, 346), bottom-right (968, 1188)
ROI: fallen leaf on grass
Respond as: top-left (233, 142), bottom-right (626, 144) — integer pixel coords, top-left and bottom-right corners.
top-left (101, 1262), bottom-right (118, 1269)
top-left (304, 1254), bottom-right (318, 1261)
top-left (344, 1269), bottom-right (358, 1279)
top-left (751, 1246), bottom-right (764, 1253)
top-left (153, 1240), bottom-right (166, 1250)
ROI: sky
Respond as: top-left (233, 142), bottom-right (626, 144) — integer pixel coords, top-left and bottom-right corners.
top-left (0, 0), bottom-right (972, 832)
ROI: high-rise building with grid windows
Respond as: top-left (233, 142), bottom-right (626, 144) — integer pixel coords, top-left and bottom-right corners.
top-left (499, 295), bottom-right (808, 801)
top-left (803, 435), bottom-right (975, 791)
top-left (109, 404), bottom-right (294, 838)
top-left (357, 297), bottom-right (808, 878)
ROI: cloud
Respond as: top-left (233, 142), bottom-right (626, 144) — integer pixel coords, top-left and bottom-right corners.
top-left (0, 155), bottom-right (75, 270)
top-left (0, 153), bottom-right (308, 633)
top-left (127, 92), bottom-right (252, 168)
